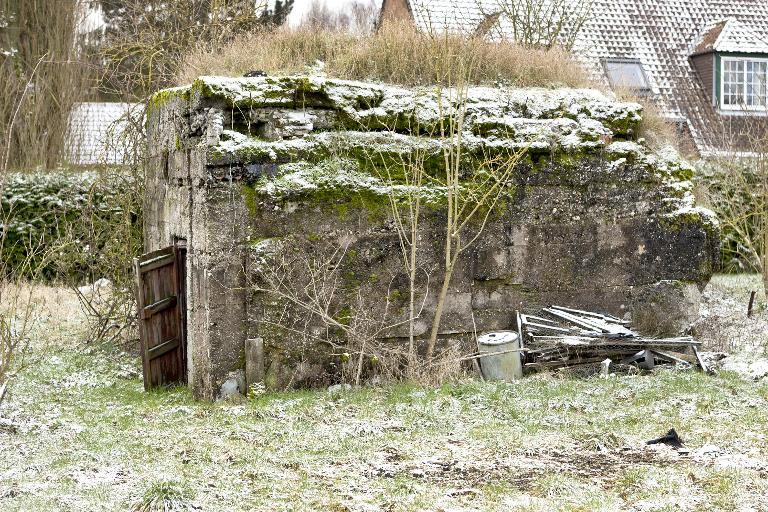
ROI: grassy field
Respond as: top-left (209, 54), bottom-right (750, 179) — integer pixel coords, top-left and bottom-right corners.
top-left (1, 280), bottom-right (768, 511)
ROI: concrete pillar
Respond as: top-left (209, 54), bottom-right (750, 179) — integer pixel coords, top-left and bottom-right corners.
top-left (245, 337), bottom-right (265, 390)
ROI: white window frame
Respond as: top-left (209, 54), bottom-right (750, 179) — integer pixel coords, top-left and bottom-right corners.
top-left (720, 56), bottom-right (768, 111)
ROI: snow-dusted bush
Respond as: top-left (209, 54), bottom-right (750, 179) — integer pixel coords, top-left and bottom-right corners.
top-left (0, 170), bottom-right (142, 281)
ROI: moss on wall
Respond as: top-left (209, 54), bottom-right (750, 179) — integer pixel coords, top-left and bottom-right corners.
top-left (147, 86), bottom-right (192, 114)
top-left (151, 75), bottom-right (722, 393)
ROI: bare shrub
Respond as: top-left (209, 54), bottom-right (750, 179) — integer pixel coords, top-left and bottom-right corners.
top-left (250, 236), bottom-right (408, 386)
top-left (179, 21), bottom-right (590, 88)
top-left (699, 156), bottom-right (768, 277)
top-left (696, 109), bottom-right (768, 294)
top-left (0, 279), bottom-right (33, 403)
top-left (0, 14), bottom-right (59, 401)
top-left (249, 233), bottom-right (471, 387)
top-left (404, 344), bottom-right (467, 387)
top-left (0, 0), bottom-right (93, 171)
top-left (59, 103), bottom-right (145, 347)
top-left (346, 31), bottom-right (528, 361)
top-left (61, 171), bottom-right (143, 347)
top-left (475, 0), bottom-right (594, 50)
top-left (0, 100), bottom-right (145, 349)
top-left (0, 221), bottom-right (52, 403)
top-left (98, 0), bottom-right (293, 98)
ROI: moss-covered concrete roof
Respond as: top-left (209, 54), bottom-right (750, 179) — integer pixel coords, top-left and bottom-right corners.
top-left (150, 75), bottom-right (717, 232)
top-left (155, 75), bottom-right (646, 165)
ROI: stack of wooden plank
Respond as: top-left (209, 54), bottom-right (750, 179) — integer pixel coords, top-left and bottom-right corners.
top-left (515, 306), bottom-right (707, 372)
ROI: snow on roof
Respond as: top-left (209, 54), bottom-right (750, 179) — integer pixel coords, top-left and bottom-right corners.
top-left (691, 18), bottom-right (768, 56)
top-left (67, 102), bottom-right (141, 166)
top-left (407, 0), bottom-right (484, 34)
top-left (399, 0), bottom-right (768, 154)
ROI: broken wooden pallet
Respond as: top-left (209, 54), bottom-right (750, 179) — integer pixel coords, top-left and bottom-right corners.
top-left (516, 305), bottom-right (705, 372)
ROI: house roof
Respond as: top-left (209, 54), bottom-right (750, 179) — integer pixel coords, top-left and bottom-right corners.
top-left (394, 0), bottom-right (768, 155)
top-left (691, 18), bottom-right (768, 56)
top-left (67, 102), bottom-right (140, 165)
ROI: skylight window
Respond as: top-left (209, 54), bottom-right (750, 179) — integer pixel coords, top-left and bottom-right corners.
top-left (603, 58), bottom-right (651, 93)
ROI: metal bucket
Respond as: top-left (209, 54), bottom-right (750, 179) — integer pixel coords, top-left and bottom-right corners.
top-left (477, 331), bottom-right (522, 381)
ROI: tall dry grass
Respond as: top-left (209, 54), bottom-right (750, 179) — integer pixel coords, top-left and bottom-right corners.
top-left (178, 21), bottom-right (591, 88)
top-left (612, 87), bottom-right (687, 154)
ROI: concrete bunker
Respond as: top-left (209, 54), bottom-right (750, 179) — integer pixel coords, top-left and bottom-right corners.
top-left (143, 76), bottom-right (719, 399)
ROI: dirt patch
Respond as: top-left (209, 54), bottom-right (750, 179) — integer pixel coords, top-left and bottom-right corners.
top-left (363, 443), bottom-right (682, 492)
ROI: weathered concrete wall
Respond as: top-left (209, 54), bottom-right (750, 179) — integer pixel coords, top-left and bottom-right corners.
top-left (145, 89), bottom-right (250, 398)
top-left (146, 76), bottom-right (719, 397)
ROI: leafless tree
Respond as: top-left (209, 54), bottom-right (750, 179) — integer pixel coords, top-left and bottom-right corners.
top-left (355, 71), bottom-right (526, 365)
top-left (249, 235), bottom-right (429, 385)
top-left (425, 85), bottom-right (524, 358)
top-left (0, 46), bottom-right (51, 404)
top-left (300, 0), bottom-right (379, 33)
top-left (0, 0), bottom-right (92, 171)
top-left (98, 0), bottom-right (292, 98)
top-left (475, 0), bottom-right (593, 50)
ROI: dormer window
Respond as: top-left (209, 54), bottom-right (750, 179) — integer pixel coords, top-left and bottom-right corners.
top-left (691, 18), bottom-right (768, 114)
top-left (721, 57), bottom-right (768, 109)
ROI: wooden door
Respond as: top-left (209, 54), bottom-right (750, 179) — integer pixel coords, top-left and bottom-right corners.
top-left (135, 244), bottom-right (187, 390)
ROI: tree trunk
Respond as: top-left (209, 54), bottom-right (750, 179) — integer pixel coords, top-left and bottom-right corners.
top-left (426, 258), bottom-right (455, 359)
top-left (408, 260), bottom-right (416, 370)
top-left (355, 336), bottom-right (366, 386)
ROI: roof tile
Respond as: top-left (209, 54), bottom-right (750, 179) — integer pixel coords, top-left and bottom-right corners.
top-left (405, 0), bottom-right (768, 153)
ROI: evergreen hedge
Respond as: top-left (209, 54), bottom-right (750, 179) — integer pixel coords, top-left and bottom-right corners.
top-left (1, 170), bottom-right (142, 281)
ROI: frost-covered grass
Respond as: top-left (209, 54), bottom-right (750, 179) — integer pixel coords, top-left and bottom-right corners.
top-left (2, 285), bottom-right (768, 511)
top-left (707, 273), bottom-right (765, 303)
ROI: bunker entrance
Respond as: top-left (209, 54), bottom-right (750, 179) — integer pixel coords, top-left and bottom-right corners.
top-left (135, 239), bottom-right (187, 389)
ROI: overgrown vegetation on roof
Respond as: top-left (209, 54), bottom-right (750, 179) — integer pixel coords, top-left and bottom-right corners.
top-left (178, 21), bottom-right (591, 88)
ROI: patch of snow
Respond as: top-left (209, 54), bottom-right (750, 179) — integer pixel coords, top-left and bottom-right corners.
top-left (693, 444), bottom-right (721, 457)
top-left (721, 357), bottom-right (768, 380)
top-left (192, 75), bottom-right (642, 144)
top-left (327, 383), bottom-right (352, 394)
top-left (713, 452), bottom-right (767, 471)
top-left (218, 370), bottom-right (245, 399)
top-left (605, 140), bottom-right (645, 157)
top-left (169, 75), bottom-right (700, 211)
top-left (77, 278), bottom-right (112, 296)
